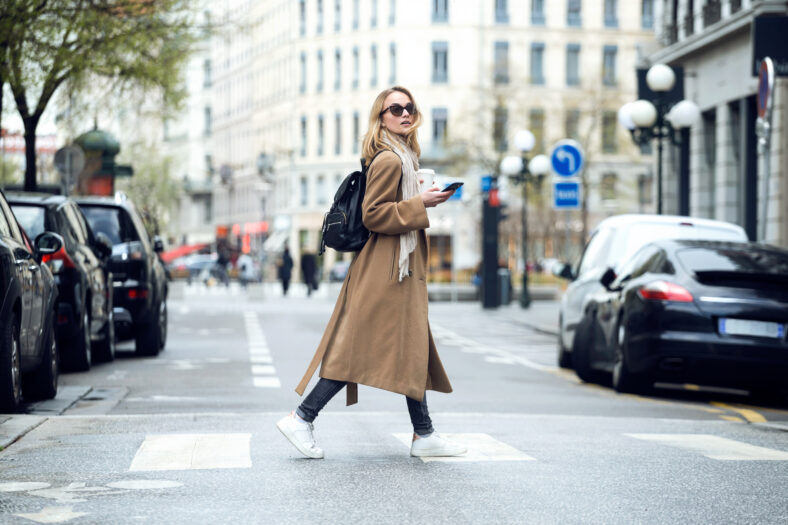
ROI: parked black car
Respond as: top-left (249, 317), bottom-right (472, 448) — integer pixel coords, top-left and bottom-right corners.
top-left (8, 193), bottom-right (115, 370)
top-left (573, 239), bottom-right (788, 401)
top-left (74, 193), bottom-right (168, 356)
top-left (0, 190), bottom-right (64, 411)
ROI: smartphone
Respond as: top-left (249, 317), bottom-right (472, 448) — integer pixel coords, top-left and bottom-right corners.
top-left (441, 181), bottom-right (464, 192)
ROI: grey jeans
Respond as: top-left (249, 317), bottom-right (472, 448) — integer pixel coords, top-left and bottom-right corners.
top-left (296, 378), bottom-right (435, 436)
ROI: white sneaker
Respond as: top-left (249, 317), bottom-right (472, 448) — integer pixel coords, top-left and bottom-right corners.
top-left (276, 412), bottom-right (324, 459)
top-left (410, 433), bottom-right (467, 457)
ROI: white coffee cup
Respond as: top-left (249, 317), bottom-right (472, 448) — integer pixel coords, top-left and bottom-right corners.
top-left (417, 168), bottom-right (435, 186)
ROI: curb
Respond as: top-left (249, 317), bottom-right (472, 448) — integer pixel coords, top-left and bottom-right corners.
top-left (0, 415), bottom-right (47, 450)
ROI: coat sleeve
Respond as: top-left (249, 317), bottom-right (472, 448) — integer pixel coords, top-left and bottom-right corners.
top-left (362, 152), bottom-right (430, 235)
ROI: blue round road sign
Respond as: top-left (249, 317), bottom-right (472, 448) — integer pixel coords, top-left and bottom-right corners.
top-left (550, 140), bottom-right (584, 177)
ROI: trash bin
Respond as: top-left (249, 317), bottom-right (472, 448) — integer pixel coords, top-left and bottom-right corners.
top-left (497, 268), bottom-right (511, 305)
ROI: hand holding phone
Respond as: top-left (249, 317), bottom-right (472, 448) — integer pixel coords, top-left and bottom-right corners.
top-left (441, 181), bottom-right (464, 192)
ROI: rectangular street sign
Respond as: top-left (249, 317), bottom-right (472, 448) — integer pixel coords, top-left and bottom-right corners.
top-left (553, 180), bottom-right (581, 209)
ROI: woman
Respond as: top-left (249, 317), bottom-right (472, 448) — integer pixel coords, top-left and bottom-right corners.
top-left (277, 86), bottom-right (465, 459)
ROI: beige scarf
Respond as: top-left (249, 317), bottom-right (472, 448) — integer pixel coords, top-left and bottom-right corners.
top-left (381, 131), bottom-right (420, 281)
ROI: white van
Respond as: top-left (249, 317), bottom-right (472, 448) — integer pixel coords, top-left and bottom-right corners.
top-left (555, 214), bottom-right (748, 368)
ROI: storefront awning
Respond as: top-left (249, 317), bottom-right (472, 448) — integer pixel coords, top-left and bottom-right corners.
top-left (262, 231), bottom-right (288, 252)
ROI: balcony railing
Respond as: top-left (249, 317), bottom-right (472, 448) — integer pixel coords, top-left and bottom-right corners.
top-left (703, 0), bottom-right (721, 27)
top-left (665, 23), bottom-right (679, 44)
top-left (684, 12), bottom-right (695, 37)
top-left (730, 0), bottom-right (742, 14)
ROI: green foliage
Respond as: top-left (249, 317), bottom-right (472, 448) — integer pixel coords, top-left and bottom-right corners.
top-left (0, 156), bottom-right (21, 186)
top-left (116, 142), bottom-right (179, 238)
top-left (0, 0), bottom-right (203, 188)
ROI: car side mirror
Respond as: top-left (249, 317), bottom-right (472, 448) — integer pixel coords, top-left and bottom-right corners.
top-left (153, 236), bottom-right (164, 253)
top-left (599, 267), bottom-right (617, 290)
top-left (93, 232), bottom-right (114, 259)
top-left (553, 262), bottom-right (574, 281)
top-left (33, 232), bottom-right (64, 260)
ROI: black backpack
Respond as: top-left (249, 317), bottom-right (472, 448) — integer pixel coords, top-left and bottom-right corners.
top-left (319, 151), bottom-right (384, 255)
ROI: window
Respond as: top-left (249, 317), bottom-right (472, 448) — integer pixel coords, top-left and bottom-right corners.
top-left (317, 50), bottom-right (324, 92)
top-left (300, 176), bottom-right (308, 206)
top-left (565, 109), bottom-right (580, 140)
top-left (532, 0), bottom-right (545, 25)
top-left (432, 0), bottom-right (448, 23)
top-left (602, 45), bottom-right (617, 86)
top-left (317, 175), bottom-right (327, 205)
top-left (703, 109), bottom-right (716, 169)
top-left (529, 108), bottom-right (545, 153)
top-left (334, 0), bottom-right (341, 31)
top-left (495, 0), bottom-right (509, 24)
top-left (371, 0), bottom-right (377, 27)
top-left (389, 0), bottom-right (396, 25)
top-left (353, 111), bottom-right (360, 153)
top-left (335, 113), bottom-right (342, 155)
top-left (602, 111), bottom-right (617, 152)
top-left (370, 44), bottom-right (377, 87)
top-left (566, 44), bottom-right (580, 86)
top-left (352, 46), bottom-right (359, 89)
top-left (641, 0), bottom-right (654, 29)
top-left (567, 0), bottom-right (581, 26)
top-left (604, 0), bottom-right (618, 27)
top-left (494, 41), bottom-right (509, 84)
top-left (334, 48), bottom-right (341, 90)
top-left (389, 43), bottom-right (396, 84)
top-left (317, 0), bottom-right (324, 33)
top-left (530, 43), bottom-right (545, 85)
top-left (300, 117), bottom-right (307, 156)
top-left (432, 107), bottom-right (448, 146)
top-left (299, 0), bottom-right (306, 36)
top-left (600, 173), bottom-right (618, 201)
top-left (493, 105), bottom-right (508, 152)
top-left (299, 52), bottom-right (306, 93)
top-left (203, 59), bottom-right (212, 88)
top-left (318, 115), bottom-right (325, 156)
top-left (353, 0), bottom-right (359, 29)
top-left (432, 41), bottom-right (448, 83)
top-left (203, 106), bottom-right (212, 137)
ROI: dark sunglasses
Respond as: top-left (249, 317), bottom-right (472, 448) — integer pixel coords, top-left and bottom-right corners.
top-left (380, 103), bottom-right (417, 117)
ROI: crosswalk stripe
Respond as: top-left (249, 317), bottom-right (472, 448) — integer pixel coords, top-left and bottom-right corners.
top-left (625, 434), bottom-right (788, 460)
top-left (253, 377), bottom-right (282, 388)
top-left (244, 312), bottom-right (281, 388)
top-left (251, 365), bottom-right (276, 375)
top-left (392, 433), bottom-right (536, 463)
top-left (129, 434), bottom-right (252, 471)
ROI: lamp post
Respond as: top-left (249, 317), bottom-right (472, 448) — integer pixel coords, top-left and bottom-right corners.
top-left (618, 64), bottom-right (700, 214)
top-left (500, 130), bottom-right (550, 309)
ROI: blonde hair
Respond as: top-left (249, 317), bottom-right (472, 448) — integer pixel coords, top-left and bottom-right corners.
top-left (361, 86), bottom-right (422, 160)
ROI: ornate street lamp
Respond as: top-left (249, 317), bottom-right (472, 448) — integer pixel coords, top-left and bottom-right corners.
top-left (618, 64), bottom-right (700, 214)
top-left (500, 130), bottom-right (550, 308)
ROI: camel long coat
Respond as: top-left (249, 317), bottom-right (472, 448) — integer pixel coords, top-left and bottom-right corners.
top-left (296, 151), bottom-right (453, 404)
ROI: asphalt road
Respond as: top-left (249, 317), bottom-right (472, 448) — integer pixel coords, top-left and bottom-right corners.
top-left (1, 282), bottom-right (786, 524)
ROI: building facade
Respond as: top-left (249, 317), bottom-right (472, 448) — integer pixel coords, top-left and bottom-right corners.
top-left (650, 0), bottom-right (787, 246)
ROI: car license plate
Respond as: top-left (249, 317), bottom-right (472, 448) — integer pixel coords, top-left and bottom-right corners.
top-left (718, 318), bottom-right (785, 339)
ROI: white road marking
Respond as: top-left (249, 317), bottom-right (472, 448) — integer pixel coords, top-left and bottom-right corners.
top-left (0, 482), bottom-right (51, 492)
top-left (392, 433), bottom-right (536, 463)
top-left (251, 365), bottom-right (276, 375)
top-left (14, 505), bottom-right (88, 523)
top-left (253, 377), bottom-right (282, 388)
top-left (27, 482), bottom-right (125, 503)
top-left (250, 355), bottom-right (273, 364)
top-left (105, 480), bottom-right (183, 490)
top-left (129, 433), bottom-right (252, 471)
top-left (626, 434), bottom-right (788, 460)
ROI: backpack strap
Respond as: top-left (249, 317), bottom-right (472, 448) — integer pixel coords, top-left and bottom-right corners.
top-left (360, 149), bottom-right (388, 174)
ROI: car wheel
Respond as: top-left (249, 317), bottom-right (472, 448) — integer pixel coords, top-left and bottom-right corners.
top-left (24, 317), bottom-right (59, 401)
top-left (557, 316), bottom-right (572, 369)
top-left (612, 320), bottom-right (650, 395)
top-left (572, 316), bottom-right (605, 384)
top-left (158, 298), bottom-right (167, 350)
top-left (135, 301), bottom-right (162, 357)
top-left (93, 309), bottom-right (115, 363)
top-left (68, 308), bottom-right (92, 372)
top-left (0, 314), bottom-right (23, 412)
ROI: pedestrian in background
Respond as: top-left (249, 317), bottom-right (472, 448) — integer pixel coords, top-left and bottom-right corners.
top-left (277, 86), bottom-right (465, 459)
top-left (278, 247), bottom-right (293, 296)
top-left (300, 252), bottom-right (317, 297)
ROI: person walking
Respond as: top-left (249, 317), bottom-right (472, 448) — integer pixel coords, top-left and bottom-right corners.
top-left (278, 246), bottom-right (293, 296)
top-left (277, 86), bottom-right (465, 459)
top-left (300, 252), bottom-right (317, 296)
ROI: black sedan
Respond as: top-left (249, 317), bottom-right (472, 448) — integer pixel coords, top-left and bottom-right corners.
top-left (572, 239), bottom-right (788, 401)
top-left (9, 193), bottom-right (115, 370)
top-left (0, 190), bottom-right (64, 411)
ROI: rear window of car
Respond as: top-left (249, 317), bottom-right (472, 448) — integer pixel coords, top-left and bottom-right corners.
top-left (677, 247), bottom-right (788, 274)
top-left (80, 206), bottom-right (140, 245)
top-left (607, 222), bottom-right (747, 269)
top-left (10, 204), bottom-right (46, 241)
